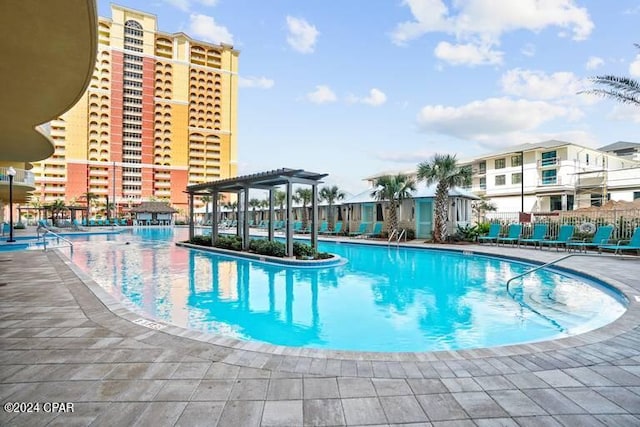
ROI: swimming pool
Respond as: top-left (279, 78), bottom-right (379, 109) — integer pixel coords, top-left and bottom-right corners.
top-left (67, 228), bottom-right (626, 352)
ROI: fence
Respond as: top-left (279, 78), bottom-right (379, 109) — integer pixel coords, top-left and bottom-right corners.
top-left (484, 209), bottom-right (640, 241)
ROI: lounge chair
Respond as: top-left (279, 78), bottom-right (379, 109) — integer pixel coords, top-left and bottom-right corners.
top-left (317, 221), bottom-right (328, 234)
top-left (364, 222), bottom-right (383, 238)
top-left (348, 222), bottom-right (368, 237)
top-left (324, 221), bottom-right (343, 235)
top-left (478, 223), bottom-right (501, 245)
top-left (497, 224), bottom-right (522, 246)
top-left (539, 225), bottom-right (575, 251)
top-left (599, 227), bottom-right (640, 255)
top-left (293, 221), bottom-right (303, 233)
top-left (566, 225), bottom-right (614, 253)
top-left (518, 223), bottom-right (548, 248)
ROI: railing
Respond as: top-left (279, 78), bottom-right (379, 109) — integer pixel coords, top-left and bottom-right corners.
top-left (37, 228), bottom-right (73, 252)
top-left (387, 228), bottom-right (407, 246)
top-left (0, 167), bottom-right (35, 186)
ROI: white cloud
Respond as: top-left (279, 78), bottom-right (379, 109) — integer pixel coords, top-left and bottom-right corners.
top-left (238, 76), bottom-right (275, 89)
top-left (392, 0), bottom-right (593, 66)
top-left (629, 54), bottom-right (640, 77)
top-left (189, 14), bottom-right (234, 44)
top-left (416, 97), bottom-right (572, 140)
top-left (286, 16), bottom-right (319, 54)
top-left (392, 0), bottom-right (593, 44)
top-left (164, 0), bottom-right (218, 11)
top-left (521, 43), bottom-right (536, 57)
top-left (608, 104), bottom-right (640, 123)
top-left (347, 88), bottom-right (388, 106)
top-left (586, 56), bottom-right (604, 70)
top-left (307, 85), bottom-right (337, 104)
top-left (501, 69), bottom-right (585, 100)
top-left (434, 41), bottom-right (503, 66)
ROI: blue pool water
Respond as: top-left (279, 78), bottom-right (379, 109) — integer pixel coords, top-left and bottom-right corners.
top-left (65, 228), bottom-right (626, 352)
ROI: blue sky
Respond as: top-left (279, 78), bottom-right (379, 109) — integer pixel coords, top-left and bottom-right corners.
top-left (98, 0), bottom-right (640, 194)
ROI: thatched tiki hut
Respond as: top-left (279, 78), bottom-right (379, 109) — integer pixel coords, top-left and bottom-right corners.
top-left (130, 202), bottom-right (177, 226)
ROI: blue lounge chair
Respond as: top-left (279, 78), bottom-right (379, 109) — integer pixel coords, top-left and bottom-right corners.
top-left (324, 221), bottom-right (343, 235)
top-left (478, 223), bottom-right (501, 245)
top-left (364, 222), bottom-right (383, 238)
top-left (518, 223), bottom-right (549, 248)
top-left (349, 222), bottom-right (368, 237)
top-left (539, 225), bottom-right (574, 251)
top-left (599, 227), bottom-right (640, 255)
top-left (567, 225), bottom-right (614, 253)
top-left (293, 221), bottom-right (303, 233)
top-left (317, 221), bottom-right (328, 234)
top-left (497, 224), bottom-right (522, 246)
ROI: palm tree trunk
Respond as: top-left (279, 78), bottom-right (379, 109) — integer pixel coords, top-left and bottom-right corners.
top-left (434, 183), bottom-right (449, 243)
top-left (328, 202), bottom-right (334, 230)
top-left (389, 202), bottom-right (398, 233)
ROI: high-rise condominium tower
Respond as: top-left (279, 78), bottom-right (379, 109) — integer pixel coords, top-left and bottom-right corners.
top-left (32, 4), bottom-right (238, 214)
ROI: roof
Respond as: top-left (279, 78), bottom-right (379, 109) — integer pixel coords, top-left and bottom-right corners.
top-left (343, 184), bottom-right (479, 204)
top-left (598, 141), bottom-right (640, 152)
top-left (186, 168), bottom-right (328, 194)
top-left (459, 140), bottom-right (574, 164)
top-left (130, 202), bottom-right (178, 214)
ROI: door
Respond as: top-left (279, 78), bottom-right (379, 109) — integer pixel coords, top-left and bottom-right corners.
top-left (415, 200), bottom-right (433, 239)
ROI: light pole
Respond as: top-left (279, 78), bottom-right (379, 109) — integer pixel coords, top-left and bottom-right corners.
top-left (7, 166), bottom-right (16, 242)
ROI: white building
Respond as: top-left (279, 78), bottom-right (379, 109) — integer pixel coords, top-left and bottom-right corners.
top-left (460, 140), bottom-right (640, 213)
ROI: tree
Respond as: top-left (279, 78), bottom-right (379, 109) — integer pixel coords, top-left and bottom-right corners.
top-left (49, 199), bottom-right (67, 226)
top-left (370, 174), bottom-right (416, 233)
top-left (417, 154), bottom-right (471, 243)
top-left (579, 43), bottom-right (640, 106)
top-left (472, 195), bottom-right (497, 223)
top-left (30, 198), bottom-right (42, 223)
top-left (274, 189), bottom-right (286, 220)
top-left (201, 195), bottom-right (211, 224)
top-left (249, 198), bottom-right (262, 223)
top-left (224, 200), bottom-right (238, 221)
top-left (295, 188), bottom-right (313, 228)
top-left (81, 192), bottom-right (98, 220)
top-left (320, 185), bottom-right (346, 231)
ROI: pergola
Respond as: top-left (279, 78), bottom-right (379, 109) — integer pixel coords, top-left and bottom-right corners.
top-left (186, 168), bottom-right (327, 257)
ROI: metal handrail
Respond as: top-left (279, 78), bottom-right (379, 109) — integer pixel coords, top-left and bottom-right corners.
top-left (39, 229), bottom-right (73, 251)
top-left (506, 252), bottom-right (635, 293)
top-left (387, 229), bottom-right (397, 245)
top-left (397, 229), bottom-right (406, 244)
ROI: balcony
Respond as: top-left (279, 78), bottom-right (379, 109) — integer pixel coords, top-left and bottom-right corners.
top-left (0, 166), bottom-right (36, 203)
top-left (539, 176), bottom-right (562, 186)
top-left (538, 157), bottom-right (559, 168)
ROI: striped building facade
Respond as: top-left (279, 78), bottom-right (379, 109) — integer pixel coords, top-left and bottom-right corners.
top-left (32, 4), bottom-right (238, 214)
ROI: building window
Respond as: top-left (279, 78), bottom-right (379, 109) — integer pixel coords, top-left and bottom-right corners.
top-left (541, 150), bottom-right (557, 166)
top-left (541, 169), bottom-right (557, 185)
top-left (478, 161), bottom-right (486, 174)
top-left (479, 177), bottom-right (486, 189)
top-left (591, 193), bottom-right (603, 207)
top-left (585, 153), bottom-right (590, 165)
top-left (512, 173), bottom-right (522, 184)
top-left (495, 175), bottom-right (505, 185)
top-left (511, 154), bottom-right (522, 167)
top-left (634, 191), bottom-right (640, 200)
top-left (495, 158), bottom-right (506, 169)
top-left (550, 195), bottom-right (562, 211)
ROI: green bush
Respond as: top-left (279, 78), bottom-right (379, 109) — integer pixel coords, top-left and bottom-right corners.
top-left (455, 224), bottom-right (479, 241)
top-left (476, 222), bottom-right (491, 235)
top-left (315, 251), bottom-right (333, 260)
top-left (293, 241), bottom-right (315, 258)
top-left (214, 235), bottom-right (243, 251)
top-left (248, 239), bottom-right (286, 257)
top-left (14, 222), bottom-right (26, 230)
top-left (190, 234), bottom-right (213, 246)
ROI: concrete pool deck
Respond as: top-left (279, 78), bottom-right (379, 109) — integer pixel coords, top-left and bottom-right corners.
top-left (1, 239), bottom-right (640, 426)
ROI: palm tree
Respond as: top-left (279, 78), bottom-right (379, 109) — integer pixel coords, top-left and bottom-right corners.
top-left (81, 191), bottom-right (98, 220)
top-left (49, 199), bottom-right (67, 226)
top-left (579, 43), bottom-right (640, 106)
top-left (249, 198), bottom-right (262, 223)
top-left (274, 189), bottom-right (286, 220)
top-left (320, 185), bottom-right (345, 231)
top-left (417, 154), bottom-right (471, 243)
top-left (371, 174), bottom-right (416, 234)
top-left (30, 198), bottom-right (42, 223)
top-left (295, 188), bottom-right (313, 228)
top-left (224, 200), bottom-right (238, 221)
top-left (201, 195), bottom-right (211, 224)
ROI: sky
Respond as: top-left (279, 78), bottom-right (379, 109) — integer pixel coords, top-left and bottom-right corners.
top-left (97, 0), bottom-right (640, 194)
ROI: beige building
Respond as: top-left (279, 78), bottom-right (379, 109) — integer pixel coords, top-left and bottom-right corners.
top-left (31, 4), bottom-right (239, 215)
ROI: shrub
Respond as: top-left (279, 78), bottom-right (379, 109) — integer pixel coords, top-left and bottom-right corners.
top-left (214, 235), bottom-right (243, 251)
top-left (190, 234), bottom-right (212, 246)
top-left (314, 251), bottom-right (333, 260)
top-left (293, 241), bottom-right (315, 258)
top-left (476, 222), bottom-right (491, 235)
top-left (248, 238), bottom-right (286, 257)
top-left (455, 224), bottom-right (479, 241)
top-left (14, 222), bottom-right (26, 230)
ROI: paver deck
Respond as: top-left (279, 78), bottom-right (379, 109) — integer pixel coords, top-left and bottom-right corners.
top-left (1, 238), bottom-right (640, 426)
